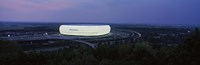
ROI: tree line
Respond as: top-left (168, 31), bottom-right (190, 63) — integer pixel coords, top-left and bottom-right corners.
top-left (0, 28), bottom-right (199, 65)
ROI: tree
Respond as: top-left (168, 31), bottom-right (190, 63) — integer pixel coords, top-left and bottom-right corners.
top-left (183, 27), bottom-right (200, 65)
top-left (0, 40), bottom-right (23, 65)
top-left (0, 40), bottom-right (22, 54)
top-left (132, 42), bottom-right (156, 65)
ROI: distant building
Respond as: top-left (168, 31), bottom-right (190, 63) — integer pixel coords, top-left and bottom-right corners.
top-left (7, 35), bottom-right (10, 37)
top-left (59, 25), bottom-right (111, 36)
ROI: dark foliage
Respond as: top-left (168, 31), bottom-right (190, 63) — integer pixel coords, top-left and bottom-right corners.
top-left (0, 28), bottom-right (199, 65)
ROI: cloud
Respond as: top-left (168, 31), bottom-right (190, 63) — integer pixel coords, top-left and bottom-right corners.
top-left (0, 0), bottom-right (93, 21)
top-left (0, 0), bottom-right (91, 12)
top-left (0, 0), bottom-right (200, 24)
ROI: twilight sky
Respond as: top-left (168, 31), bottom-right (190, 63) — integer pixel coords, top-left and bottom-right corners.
top-left (0, 0), bottom-right (200, 25)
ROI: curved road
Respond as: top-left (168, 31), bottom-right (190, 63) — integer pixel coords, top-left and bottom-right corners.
top-left (1, 29), bottom-right (141, 52)
top-left (74, 40), bottom-right (96, 48)
top-left (73, 30), bottom-right (141, 49)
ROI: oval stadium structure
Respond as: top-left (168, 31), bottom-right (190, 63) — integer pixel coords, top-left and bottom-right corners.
top-left (59, 25), bottom-right (111, 36)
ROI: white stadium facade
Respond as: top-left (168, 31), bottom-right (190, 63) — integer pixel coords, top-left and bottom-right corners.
top-left (59, 25), bottom-right (111, 36)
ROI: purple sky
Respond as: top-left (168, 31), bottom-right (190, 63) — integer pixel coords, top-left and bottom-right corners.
top-left (0, 0), bottom-right (200, 25)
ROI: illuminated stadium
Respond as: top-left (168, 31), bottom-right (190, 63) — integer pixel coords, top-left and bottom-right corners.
top-left (59, 25), bottom-right (111, 36)
top-left (0, 24), bottom-right (141, 49)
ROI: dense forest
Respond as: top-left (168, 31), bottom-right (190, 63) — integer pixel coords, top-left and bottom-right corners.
top-left (0, 28), bottom-right (200, 65)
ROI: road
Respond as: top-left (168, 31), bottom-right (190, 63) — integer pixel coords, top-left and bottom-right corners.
top-left (1, 29), bottom-right (142, 52)
top-left (24, 46), bottom-right (70, 53)
top-left (74, 40), bottom-right (96, 48)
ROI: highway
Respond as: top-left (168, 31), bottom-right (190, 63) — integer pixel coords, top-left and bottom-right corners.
top-left (74, 40), bottom-right (96, 48)
top-left (0, 29), bottom-right (142, 52)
